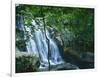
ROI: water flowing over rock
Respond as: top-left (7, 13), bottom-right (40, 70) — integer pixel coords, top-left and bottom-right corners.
top-left (17, 17), bottom-right (66, 70)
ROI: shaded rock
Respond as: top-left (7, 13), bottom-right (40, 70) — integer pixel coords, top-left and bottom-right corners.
top-left (16, 40), bottom-right (27, 51)
top-left (38, 63), bottom-right (79, 71)
top-left (62, 47), bottom-right (94, 69)
top-left (81, 51), bottom-right (94, 63)
top-left (62, 47), bottom-right (82, 63)
top-left (79, 51), bottom-right (94, 69)
top-left (16, 52), bottom-right (40, 73)
top-left (50, 63), bottom-right (79, 70)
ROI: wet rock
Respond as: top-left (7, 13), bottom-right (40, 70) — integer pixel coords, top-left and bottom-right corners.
top-left (38, 63), bottom-right (79, 71)
top-left (50, 63), bottom-right (79, 70)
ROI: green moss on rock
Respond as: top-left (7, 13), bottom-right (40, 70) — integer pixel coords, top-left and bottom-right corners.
top-left (16, 52), bottom-right (40, 73)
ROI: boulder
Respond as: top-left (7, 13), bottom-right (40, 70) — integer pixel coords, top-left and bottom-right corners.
top-left (81, 51), bottom-right (94, 63)
top-left (62, 48), bottom-right (94, 69)
top-left (16, 52), bottom-right (40, 73)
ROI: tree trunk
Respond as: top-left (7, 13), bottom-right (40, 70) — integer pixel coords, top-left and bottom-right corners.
top-left (42, 17), bottom-right (51, 71)
top-left (40, 7), bottom-right (51, 71)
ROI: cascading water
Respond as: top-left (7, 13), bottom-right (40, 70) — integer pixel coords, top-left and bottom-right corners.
top-left (17, 17), bottom-right (65, 70)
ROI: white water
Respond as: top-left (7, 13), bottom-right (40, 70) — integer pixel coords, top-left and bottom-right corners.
top-left (18, 17), bottom-right (64, 68)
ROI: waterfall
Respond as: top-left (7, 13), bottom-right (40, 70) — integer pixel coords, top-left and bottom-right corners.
top-left (17, 17), bottom-right (64, 69)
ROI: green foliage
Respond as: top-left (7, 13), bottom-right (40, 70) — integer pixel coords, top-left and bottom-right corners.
top-left (16, 4), bottom-right (94, 52)
top-left (70, 8), bottom-right (94, 51)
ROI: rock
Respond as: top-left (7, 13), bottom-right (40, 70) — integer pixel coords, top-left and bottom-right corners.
top-left (62, 47), bottom-right (94, 69)
top-left (50, 63), bottom-right (79, 70)
top-left (16, 52), bottom-right (40, 73)
top-left (61, 19), bottom-right (70, 25)
top-left (38, 63), bottom-right (79, 71)
top-left (63, 47), bottom-right (82, 61)
top-left (79, 52), bottom-right (94, 69)
top-left (81, 52), bottom-right (94, 63)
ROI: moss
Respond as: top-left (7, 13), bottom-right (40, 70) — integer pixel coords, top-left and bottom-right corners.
top-left (16, 52), bottom-right (40, 73)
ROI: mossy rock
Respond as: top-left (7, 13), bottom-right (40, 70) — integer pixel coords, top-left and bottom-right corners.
top-left (16, 52), bottom-right (40, 73)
